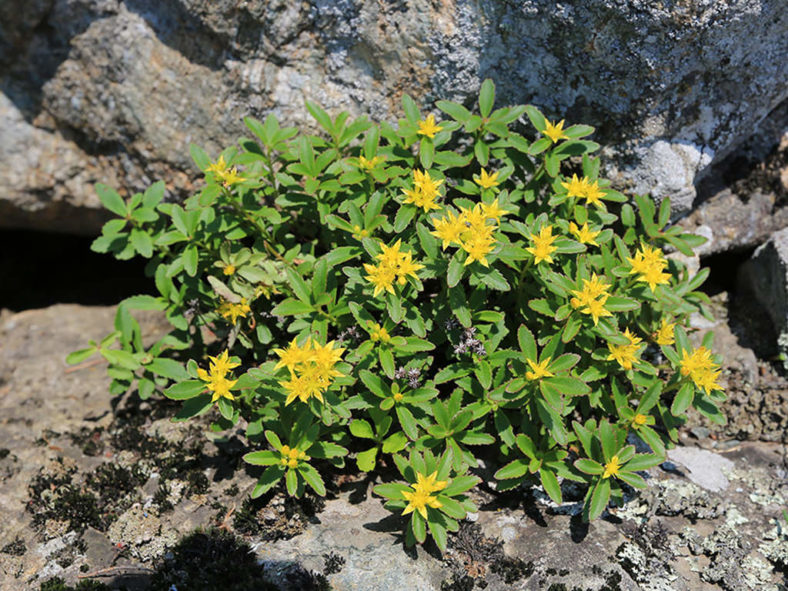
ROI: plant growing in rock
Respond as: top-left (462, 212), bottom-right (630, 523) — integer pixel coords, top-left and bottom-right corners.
top-left (70, 79), bottom-right (723, 551)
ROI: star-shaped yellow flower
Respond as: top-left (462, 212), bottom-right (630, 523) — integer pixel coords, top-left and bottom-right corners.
top-left (543, 119), bottom-right (569, 143)
top-left (417, 114), bottom-right (443, 138)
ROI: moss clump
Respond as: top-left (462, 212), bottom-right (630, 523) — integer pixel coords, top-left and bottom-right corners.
top-left (149, 528), bottom-right (277, 591)
top-left (1, 537), bottom-right (26, 556)
top-left (39, 577), bottom-right (109, 591)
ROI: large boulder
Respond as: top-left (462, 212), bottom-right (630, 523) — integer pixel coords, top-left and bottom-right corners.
top-left (1, 0), bottom-right (786, 233)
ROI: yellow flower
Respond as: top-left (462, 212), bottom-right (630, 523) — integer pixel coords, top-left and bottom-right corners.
top-left (526, 225), bottom-right (558, 264)
top-left (582, 180), bottom-right (607, 207)
top-left (206, 155), bottom-right (244, 187)
top-left (223, 264), bottom-right (236, 276)
top-left (415, 471), bottom-right (447, 494)
top-left (606, 329), bottom-right (642, 370)
top-left (196, 350), bottom-right (240, 403)
top-left (680, 347), bottom-right (723, 395)
top-left (568, 222), bottom-right (600, 246)
top-left (543, 119), bottom-right (569, 143)
top-left (369, 323), bottom-right (391, 343)
top-left (632, 413), bottom-right (649, 427)
top-left (525, 358), bottom-right (554, 381)
top-left (430, 211), bottom-right (467, 249)
top-left (273, 338), bottom-right (312, 372)
top-left (357, 155), bottom-right (385, 171)
top-left (462, 235), bottom-right (495, 267)
top-left (402, 169), bottom-right (444, 212)
top-left (417, 114), bottom-right (443, 138)
top-left (277, 339), bottom-right (346, 406)
top-left (351, 224), bottom-right (370, 239)
top-left (602, 456), bottom-right (621, 479)
top-left (365, 240), bottom-right (424, 296)
top-left (473, 168), bottom-right (500, 189)
top-left (217, 298), bottom-right (251, 324)
top-left (654, 318), bottom-right (675, 346)
top-left (280, 445), bottom-right (308, 469)
top-left (561, 174), bottom-right (589, 198)
top-left (627, 245), bottom-right (671, 292)
top-left (480, 198), bottom-right (509, 222)
top-left (570, 273), bottom-right (612, 325)
top-left (401, 471), bottom-right (446, 519)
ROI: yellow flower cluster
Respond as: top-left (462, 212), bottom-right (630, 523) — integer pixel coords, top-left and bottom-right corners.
top-left (402, 471), bottom-right (447, 519)
top-left (206, 155), bottom-right (244, 187)
top-left (218, 298), bottom-right (251, 324)
top-left (570, 273), bottom-right (612, 325)
top-left (402, 169), bottom-right (443, 212)
top-left (273, 338), bottom-right (346, 405)
top-left (560, 174), bottom-right (606, 207)
top-left (526, 225), bottom-right (559, 264)
top-left (357, 155), bottom-right (385, 171)
top-left (654, 318), bottom-right (675, 345)
top-left (606, 328), bottom-right (643, 370)
top-left (279, 444), bottom-right (308, 469)
top-left (197, 350), bottom-right (240, 403)
top-left (627, 244), bottom-right (671, 292)
top-left (430, 200), bottom-right (508, 267)
top-left (680, 346), bottom-right (723, 395)
top-left (364, 240), bottom-right (424, 297)
top-left (369, 322), bottom-right (391, 343)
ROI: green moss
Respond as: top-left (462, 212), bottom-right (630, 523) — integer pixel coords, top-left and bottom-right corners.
top-left (39, 577), bottom-right (110, 591)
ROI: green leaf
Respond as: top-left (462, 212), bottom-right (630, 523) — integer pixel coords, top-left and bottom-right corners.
top-left (542, 376), bottom-right (590, 397)
top-left (540, 469), bottom-right (562, 504)
top-left (66, 347), bottom-right (96, 365)
top-left (189, 144), bottom-right (212, 170)
top-left (436, 100), bottom-right (472, 122)
top-left (299, 463), bottom-right (326, 496)
top-left (349, 419), bottom-right (375, 439)
top-left (305, 100), bottom-right (334, 136)
top-left (356, 447), bottom-right (378, 472)
top-left (447, 256), bottom-right (464, 287)
top-left (477, 267), bottom-right (509, 291)
top-left (411, 511), bottom-right (427, 543)
top-left (671, 382), bottom-right (694, 416)
top-left (428, 518), bottom-right (448, 553)
top-left (494, 460), bottom-right (528, 480)
top-left (616, 471), bottom-right (647, 489)
top-left (402, 94), bottom-right (420, 123)
top-left (574, 458), bottom-right (604, 475)
top-left (183, 245), bottom-right (198, 277)
top-left (217, 397), bottom-right (234, 421)
top-left (243, 450), bottom-right (280, 466)
top-left (95, 184), bottom-right (127, 217)
top-left (396, 406), bottom-right (420, 440)
top-left (251, 466), bottom-right (285, 498)
top-left (624, 453), bottom-right (664, 472)
top-left (587, 478), bottom-right (611, 520)
top-left (394, 204), bottom-right (417, 233)
top-left (147, 358), bottom-right (190, 381)
top-left (479, 79), bottom-right (495, 118)
top-left (517, 325), bottom-right (537, 361)
top-left (272, 299), bottom-right (313, 316)
top-left (285, 469), bottom-right (298, 496)
top-left (100, 349), bottom-right (140, 371)
top-left (524, 105), bottom-right (546, 132)
top-left (419, 138), bottom-right (434, 169)
top-left (173, 394), bottom-right (213, 422)
top-left (285, 267), bottom-right (311, 304)
top-left (164, 380), bottom-right (206, 400)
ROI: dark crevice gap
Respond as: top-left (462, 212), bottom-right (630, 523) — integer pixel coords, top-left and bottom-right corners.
top-left (0, 229), bottom-right (154, 311)
top-left (698, 248), bottom-right (755, 297)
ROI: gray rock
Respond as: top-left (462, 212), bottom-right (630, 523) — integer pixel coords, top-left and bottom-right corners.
top-left (666, 447), bottom-right (734, 492)
top-left (1, 0), bottom-right (787, 232)
top-left (678, 189), bottom-right (788, 257)
top-left (738, 227), bottom-right (788, 365)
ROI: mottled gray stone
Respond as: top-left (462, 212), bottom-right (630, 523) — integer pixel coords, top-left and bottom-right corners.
top-left (666, 447), bottom-right (734, 492)
top-left (738, 227), bottom-right (788, 366)
top-left (1, 0), bottom-right (786, 232)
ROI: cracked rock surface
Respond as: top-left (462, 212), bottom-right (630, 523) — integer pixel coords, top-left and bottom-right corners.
top-left (1, 0), bottom-right (787, 233)
top-left (0, 303), bottom-right (786, 590)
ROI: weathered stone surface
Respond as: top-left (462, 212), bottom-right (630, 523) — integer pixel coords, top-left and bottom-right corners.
top-left (678, 189), bottom-right (788, 257)
top-left (1, 302), bottom-right (787, 590)
top-left (1, 0), bottom-right (786, 232)
top-left (738, 227), bottom-right (788, 366)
